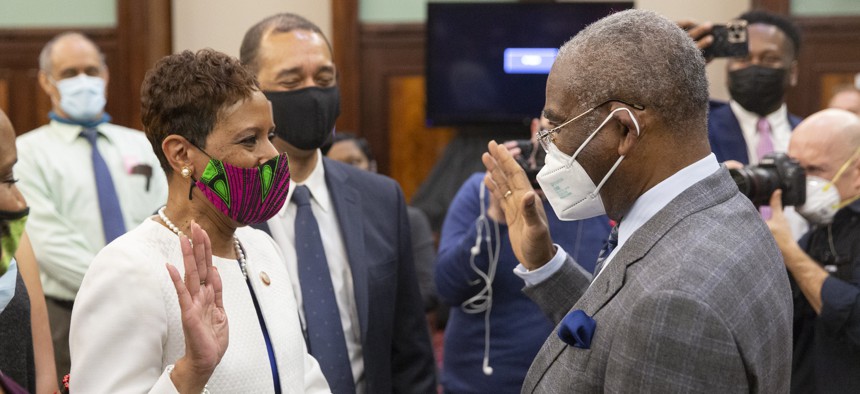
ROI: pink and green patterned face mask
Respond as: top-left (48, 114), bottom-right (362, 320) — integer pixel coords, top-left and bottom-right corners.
top-left (192, 151), bottom-right (291, 225)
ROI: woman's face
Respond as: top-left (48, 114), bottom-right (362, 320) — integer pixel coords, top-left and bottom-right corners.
top-left (0, 114), bottom-right (27, 214)
top-left (191, 90), bottom-right (278, 170)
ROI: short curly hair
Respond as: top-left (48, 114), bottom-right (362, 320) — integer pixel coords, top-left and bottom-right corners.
top-left (739, 11), bottom-right (801, 59)
top-left (141, 49), bottom-right (260, 174)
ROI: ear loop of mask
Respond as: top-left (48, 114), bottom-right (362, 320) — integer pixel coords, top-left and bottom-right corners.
top-left (565, 107), bottom-right (641, 199)
top-left (185, 139), bottom-right (213, 200)
top-left (827, 147), bottom-right (860, 210)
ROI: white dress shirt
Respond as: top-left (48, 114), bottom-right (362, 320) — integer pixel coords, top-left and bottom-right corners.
top-left (729, 101), bottom-right (792, 166)
top-left (729, 101), bottom-right (809, 239)
top-left (15, 120), bottom-right (168, 300)
top-left (266, 151), bottom-right (366, 392)
top-left (516, 153), bottom-right (721, 285)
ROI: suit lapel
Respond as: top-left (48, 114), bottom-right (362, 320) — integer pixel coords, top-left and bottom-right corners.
top-left (323, 158), bottom-right (369, 343)
top-left (526, 168), bottom-right (740, 391)
top-left (575, 167), bottom-right (737, 316)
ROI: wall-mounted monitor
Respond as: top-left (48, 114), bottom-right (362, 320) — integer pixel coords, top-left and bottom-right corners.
top-left (426, 2), bottom-right (634, 126)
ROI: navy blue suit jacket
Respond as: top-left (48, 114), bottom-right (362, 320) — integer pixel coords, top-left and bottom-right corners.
top-left (254, 157), bottom-right (436, 393)
top-left (708, 101), bottom-right (802, 164)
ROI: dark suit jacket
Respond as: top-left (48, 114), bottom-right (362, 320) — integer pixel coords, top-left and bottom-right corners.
top-left (521, 168), bottom-right (793, 392)
top-left (254, 157), bottom-right (436, 393)
top-left (708, 101), bottom-right (802, 164)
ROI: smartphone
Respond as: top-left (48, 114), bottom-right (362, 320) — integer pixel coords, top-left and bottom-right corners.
top-left (703, 20), bottom-right (749, 58)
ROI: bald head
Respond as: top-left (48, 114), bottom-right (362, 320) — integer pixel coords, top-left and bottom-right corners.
top-left (39, 32), bottom-right (105, 74)
top-left (790, 109), bottom-right (860, 200)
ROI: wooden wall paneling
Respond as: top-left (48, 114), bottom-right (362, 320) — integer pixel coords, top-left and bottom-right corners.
top-left (116, 0), bottom-right (172, 130)
top-left (388, 75), bottom-right (455, 201)
top-left (787, 17), bottom-right (860, 116)
top-left (0, 73), bottom-right (7, 114)
top-left (359, 23), bottom-right (426, 175)
top-left (332, 0), bottom-right (360, 133)
top-left (751, 0), bottom-right (789, 14)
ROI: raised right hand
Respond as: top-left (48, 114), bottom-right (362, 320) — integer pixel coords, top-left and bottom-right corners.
top-left (165, 221), bottom-right (228, 393)
top-left (678, 19), bottom-right (715, 62)
top-left (482, 140), bottom-right (555, 270)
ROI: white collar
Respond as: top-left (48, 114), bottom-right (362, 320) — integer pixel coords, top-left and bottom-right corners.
top-left (729, 100), bottom-right (789, 129)
top-left (279, 150), bottom-right (331, 216)
top-left (616, 153), bottom-right (721, 249)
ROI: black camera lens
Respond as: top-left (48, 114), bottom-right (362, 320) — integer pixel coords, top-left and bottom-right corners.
top-left (728, 153), bottom-right (806, 207)
top-left (729, 167), bottom-right (781, 206)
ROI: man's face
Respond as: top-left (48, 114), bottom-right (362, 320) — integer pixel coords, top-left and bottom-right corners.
top-left (254, 29), bottom-right (336, 92)
top-left (727, 23), bottom-right (797, 86)
top-left (39, 35), bottom-right (109, 114)
top-left (789, 124), bottom-right (859, 201)
top-left (541, 64), bottom-right (616, 186)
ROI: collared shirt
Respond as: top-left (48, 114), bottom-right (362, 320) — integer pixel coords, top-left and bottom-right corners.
top-left (516, 153), bottom-right (721, 285)
top-left (729, 101), bottom-right (792, 166)
top-left (266, 151), bottom-right (365, 393)
top-left (0, 260), bottom-right (18, 313)
top-left (15, 120), bottom-right (168, 300)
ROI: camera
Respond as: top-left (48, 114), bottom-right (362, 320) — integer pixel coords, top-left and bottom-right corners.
top-left (702, 20), bottom-right (749, 58)
top-left (729, 153), bottom-right (806, 207)
top-left (512, 139), bottom-right (545, 189)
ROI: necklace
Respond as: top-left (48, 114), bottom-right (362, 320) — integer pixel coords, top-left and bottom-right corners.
top-left (157, 206), bottom-right (248, 279)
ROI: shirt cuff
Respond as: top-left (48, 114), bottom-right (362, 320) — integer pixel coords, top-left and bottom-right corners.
top-left (513, 244), bottom-right (568, 287)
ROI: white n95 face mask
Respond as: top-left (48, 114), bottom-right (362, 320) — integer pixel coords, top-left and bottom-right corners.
top-left (55, 74), bottom-right (107, 121)
top-left (796, 176), bottom-right (841, 226)
top-left (536, 107), bottom-right (640, 221)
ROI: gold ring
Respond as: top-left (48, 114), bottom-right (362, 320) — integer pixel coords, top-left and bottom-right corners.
top-left (504, 190), bottom-right (513, 199)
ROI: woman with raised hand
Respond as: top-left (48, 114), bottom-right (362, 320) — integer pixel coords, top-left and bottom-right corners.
top-left (69, 49), bottom-right (329, 393)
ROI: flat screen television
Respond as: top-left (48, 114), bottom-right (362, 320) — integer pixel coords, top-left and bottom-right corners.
top-left (426, 2), bottom-right (634, 126)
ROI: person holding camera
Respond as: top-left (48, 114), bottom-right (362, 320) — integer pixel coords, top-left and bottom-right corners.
top-left (766, 108), bottom-right (860, 393)
top-left (434, 122), bottom-right (611, 392)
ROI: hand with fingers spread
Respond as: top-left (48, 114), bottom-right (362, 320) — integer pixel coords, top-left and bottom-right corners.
top-left (481, 140), bottom-right (555, 270)
top-left (165, 221), bottom-right (228, 393)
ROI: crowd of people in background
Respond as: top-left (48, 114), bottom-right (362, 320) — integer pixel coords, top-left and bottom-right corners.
top-left (0, 6), bottom-right (858, 394)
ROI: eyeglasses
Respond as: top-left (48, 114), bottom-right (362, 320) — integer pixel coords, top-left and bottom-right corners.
top-left (537, 99), bottom-right (644, 153)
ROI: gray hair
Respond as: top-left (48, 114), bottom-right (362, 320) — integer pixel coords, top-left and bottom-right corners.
top-left (38, 31), bottom-right (106, 74)
top-left (555, 9), bottom-right (709, 135)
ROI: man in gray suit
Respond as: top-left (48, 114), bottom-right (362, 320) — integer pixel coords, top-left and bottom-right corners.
top-left (482, 10), bottom-right (792, 392)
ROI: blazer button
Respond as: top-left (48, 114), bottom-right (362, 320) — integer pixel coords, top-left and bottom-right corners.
top-left (260, 271), bottom-right (271, 286)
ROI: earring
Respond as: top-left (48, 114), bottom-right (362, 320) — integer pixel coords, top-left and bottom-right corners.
top-left (180, 167), bottom-right (192, 178)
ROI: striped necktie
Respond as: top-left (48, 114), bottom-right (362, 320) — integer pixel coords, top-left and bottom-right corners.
top-left (593, 224), bottom-right (619, 278)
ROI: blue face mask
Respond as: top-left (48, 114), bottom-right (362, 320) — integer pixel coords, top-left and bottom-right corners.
top-left (54, 74), bottom-right (107, 121)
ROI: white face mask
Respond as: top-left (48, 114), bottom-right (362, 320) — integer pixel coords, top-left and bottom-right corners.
top-left (796, 176), bottom-right (841, 225)
top-left (54, 74), bottom-right (106, 121)
top-left (536, 107), bottom-right (640, 221)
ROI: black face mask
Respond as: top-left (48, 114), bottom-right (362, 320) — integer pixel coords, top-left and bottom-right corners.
top-left (728, 65), bottom-right (789, 117)
top-left (265, 86), bottom-right (341, 151)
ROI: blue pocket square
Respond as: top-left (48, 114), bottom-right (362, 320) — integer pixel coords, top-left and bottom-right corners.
top-left (558, 309), bottom-right (596, 349)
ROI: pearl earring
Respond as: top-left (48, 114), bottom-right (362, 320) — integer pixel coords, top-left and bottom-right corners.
top-left (180, 167), bottom-right (192, 178)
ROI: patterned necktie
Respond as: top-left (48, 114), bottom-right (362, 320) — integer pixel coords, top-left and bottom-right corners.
top-left (756, 118), bottom-right (774, 162)
top-left (593, 225), bottom-right (619, 278)
top-left (292, 185), bottom-right (355, 393)
top-left (81, 128), bottom-right (126, 243)
top-left (756, 118), bottom-right (774, 219)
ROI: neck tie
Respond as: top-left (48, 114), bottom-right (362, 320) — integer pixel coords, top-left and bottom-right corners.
top-left (292, 185), bottom-right (355, 393)
top-left (756, 118), bottom-right (774, 162)
top-left (756, 119), bottom-right (774, 219)
top-left (81, 128), bottom-right (126, 243)
top-left (593, 225), bottom-right (618, 278)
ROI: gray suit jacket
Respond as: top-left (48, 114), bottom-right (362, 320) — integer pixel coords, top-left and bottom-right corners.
top-left (522, 168), bottom-right (792, 393)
